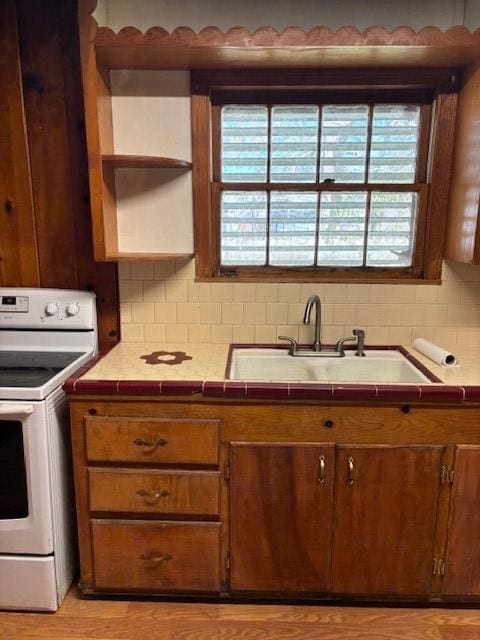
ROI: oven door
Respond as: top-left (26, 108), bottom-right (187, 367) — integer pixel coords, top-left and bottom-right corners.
top-left (0, 402), bottom-right (53, 554)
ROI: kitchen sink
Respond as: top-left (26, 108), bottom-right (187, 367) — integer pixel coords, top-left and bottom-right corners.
top-left (228, 348), bottom-right (434, 384)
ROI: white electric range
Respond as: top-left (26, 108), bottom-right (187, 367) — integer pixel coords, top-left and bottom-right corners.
top-left (0, 288), bottom-right (97, 611)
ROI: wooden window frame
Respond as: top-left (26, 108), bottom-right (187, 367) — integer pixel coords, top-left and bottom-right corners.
top-left (191, 69), bottom-right (458, 283)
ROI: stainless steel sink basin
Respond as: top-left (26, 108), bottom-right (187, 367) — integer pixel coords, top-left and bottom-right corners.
top-left (229, 348), bottom-right (433, 384)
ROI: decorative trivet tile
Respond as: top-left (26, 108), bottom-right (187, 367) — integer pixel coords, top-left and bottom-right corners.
top-left (140, 350), bottom-right (193, 366)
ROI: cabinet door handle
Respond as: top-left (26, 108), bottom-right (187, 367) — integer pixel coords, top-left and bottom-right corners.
top-left (132, 437), bottom-right (168, 452)
top-left (136, 488), bottom-right (170, 504)
top-left (317, 455), bottom-right (326, 484)
top-left (347, 456), bottom-right (355, 485)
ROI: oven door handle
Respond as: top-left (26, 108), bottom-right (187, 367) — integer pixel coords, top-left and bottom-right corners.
top-left (0, 404), bottom-right (34, 417)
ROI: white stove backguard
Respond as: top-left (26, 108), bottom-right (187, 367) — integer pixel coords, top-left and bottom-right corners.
top-left (0, 288), bottom-right (96, 331)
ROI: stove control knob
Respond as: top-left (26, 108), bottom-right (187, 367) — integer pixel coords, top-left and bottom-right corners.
top-left (45, 302), bottom-right (59, 317)
top-left (66, 302), bottom-right (80, 317)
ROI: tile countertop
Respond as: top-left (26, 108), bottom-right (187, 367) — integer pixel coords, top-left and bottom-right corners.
top-left (64, 342), bottom-right (480, 404)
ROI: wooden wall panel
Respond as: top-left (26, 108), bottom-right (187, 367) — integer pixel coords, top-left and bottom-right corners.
top-left (0, 0), bottom-right (119, 351)
top-left (0, 0), bottom-right (39, 286)
top-left (17, 0), bottom-right (82, 289)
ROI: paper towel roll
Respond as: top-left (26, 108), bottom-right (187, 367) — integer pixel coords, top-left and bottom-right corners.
top-left (412, 338), bottom-right (457, 367)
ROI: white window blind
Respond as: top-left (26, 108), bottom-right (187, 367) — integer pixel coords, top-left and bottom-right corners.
top-left (220, 103), bottom-right (421, 268)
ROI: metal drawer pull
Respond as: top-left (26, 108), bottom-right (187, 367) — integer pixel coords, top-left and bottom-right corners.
top-left (132, 437), bottom-right (168, 451)
top-left (347, 456), bottom-right (355, 485)
top-left (139, 551), bottom-right (172, 567)
top-left (136, 488), bottom-right (170, 503)
top-left (317, 455), bottom-right (326, 484)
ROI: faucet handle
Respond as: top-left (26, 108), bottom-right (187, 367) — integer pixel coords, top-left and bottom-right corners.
top-left (335, 336), bottom-right (356, 356)
top-left (278, 336), bottom-right (299, 355)
top-left (352, 328), bottom-right (365, 357)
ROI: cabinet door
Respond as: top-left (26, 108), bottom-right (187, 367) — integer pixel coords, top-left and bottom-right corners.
top-left (230, 443), bottom-right (335, 592)
top-left (332, 445), bottom-right (443, 595)
top-left (444, 446), bottom-right (480, 596)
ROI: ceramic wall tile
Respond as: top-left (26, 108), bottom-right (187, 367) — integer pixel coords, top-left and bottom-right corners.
top-left (131, 302), bottom-right (155, 323)
top-left (166, 324), bottom-right (188, 342)
top-left (266, 303), bottom-right (288, 325)
top-left (142, 280), bottom-right (166, 302)
top-left (165, 279), bottom-right (188, 302)
top-left (232, 283), bottom-right (256, 302)
top-left (222, 302), bottom-right (244, 324)
top-left (199, 303), bottom-right (222, 324)
top-left (144, 324), bottom-right (166, 342)
top-left (119, 280), bottom-right (143, 302)
top-left (278, 284), bottom-right (302, 303)
top-left (211, 324), bottom-right (233, 344)
top-left (118, 259), bottom-right (480, 345)
top-left (130, 262), bottom-right (154, 280)
top-left (255, 283), bottom-right (279, 302)
top-left (233, 324), bottom-right (255, 342)
top-left (211, 283), bottom-right (233, 302)
top-left (243, 303), bottom-right (266, 325)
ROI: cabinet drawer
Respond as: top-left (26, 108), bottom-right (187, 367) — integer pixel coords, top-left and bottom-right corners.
top-left (85, 417), bottom-right (219, 465)
top-left (88, 468), bottom-right (220, 516)
top-left (91, 520), bottom-right (221, 592)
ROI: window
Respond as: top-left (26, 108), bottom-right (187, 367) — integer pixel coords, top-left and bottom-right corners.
top-left (192, 70), bottom-right (458, 282)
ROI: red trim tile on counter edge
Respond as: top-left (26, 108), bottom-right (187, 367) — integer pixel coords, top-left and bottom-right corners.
top-left (64, 376), bottom-right (477, 404)
top-left (62, 354), bottom-right (103, 392)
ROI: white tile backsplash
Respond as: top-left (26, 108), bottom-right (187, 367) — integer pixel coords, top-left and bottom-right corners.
top-left (119, 259), bottom-right (480, 348)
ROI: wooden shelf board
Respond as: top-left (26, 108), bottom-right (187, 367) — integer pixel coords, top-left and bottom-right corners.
top-left (106, 252), bottom-right (194, 262)
top-left (102, 155), bottom-right (192, 169)
top-left (94, 25), bottom-right (480, 70)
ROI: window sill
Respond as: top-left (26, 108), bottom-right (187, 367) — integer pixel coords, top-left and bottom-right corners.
top-left (195, 275), bottom-right (442, 285)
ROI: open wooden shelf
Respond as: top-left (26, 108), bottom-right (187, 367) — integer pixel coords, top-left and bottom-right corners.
top-left (106, 252), bottom-right (194, 262)
top-left (101, 155), bottom-right (192, 170)
top-left (93, 25), bottom-right (480, 70)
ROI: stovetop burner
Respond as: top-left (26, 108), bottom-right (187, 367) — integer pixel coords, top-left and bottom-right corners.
top-left (0, 351), bottom-right (83, 388)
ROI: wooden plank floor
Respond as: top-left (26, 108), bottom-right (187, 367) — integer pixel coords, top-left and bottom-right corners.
top-left (1, 588), bottom-right (480, 639)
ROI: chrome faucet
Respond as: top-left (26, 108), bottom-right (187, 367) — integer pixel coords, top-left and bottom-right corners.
top-left (303, 294), bottom-right (322, 352)
top-left (278, 293), bottom-right (367, 358)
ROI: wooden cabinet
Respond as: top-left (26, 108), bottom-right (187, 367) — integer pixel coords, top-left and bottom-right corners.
top-left (85, 417), bottom-right (219, 465)
top-left (331, 445), bottom-right (443, 595)
top-left (77, 4), bottom-right (194, 262)
top-left (444, 445), bottom-right (480, 596)
top-left (445, 64), bottom-right (480, 265)
top-left (88, 468), bottom-right (220, 516)
top-left (229, 443), bottom-right (335, 592)
top-left (68, 399), bottom-right (480, 602)
top-left (75, 413), bottom-right (222, 594)
top-left (92, 520), bottom-right (220, 592)
top-left (229, 443), bottom-right (444, 596)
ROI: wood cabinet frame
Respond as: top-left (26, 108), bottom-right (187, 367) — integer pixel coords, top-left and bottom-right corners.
top-left (445, 63), bottom-right (480, 265)
top-left (69, 396), bottom-right (480, 602)
top-left (77, 2), bottom-right (194, 262)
